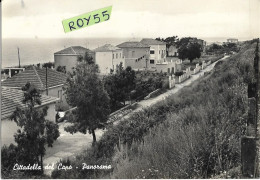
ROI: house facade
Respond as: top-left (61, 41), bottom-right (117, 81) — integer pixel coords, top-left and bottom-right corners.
top-left (140, 38), bottom-right (167, 68)
top-left (94, 44), bottom-right (125, 74)
top-left (227, 38), bottom-right (238, 43)
top-left (54, 46), bottom-right (94, 73)
top-left (2, 66), bottom-right (68, 110)
top-left (117, 42), bottom-right (150, 70)
top-left (168, 45), bottom-right (178, 57)
top-left (1, 87), bottom-right (59, 146)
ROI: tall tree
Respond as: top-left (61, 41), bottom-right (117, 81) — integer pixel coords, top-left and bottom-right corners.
top-left (186, 43), bottom-right (202, 62)
top-left (156, 36), bottom-right (179, 56)
top-left (10, 82), bottom-right (60, 174)
top-left (103, 63), bottom-right (136, 111)
top-left (64, 52), bottom-right (110, 144)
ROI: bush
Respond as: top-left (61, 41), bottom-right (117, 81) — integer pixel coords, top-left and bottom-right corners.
top-left (174, 71), bottom-right (184, 76)
top-left (52, 41), bottom-right (256, 179)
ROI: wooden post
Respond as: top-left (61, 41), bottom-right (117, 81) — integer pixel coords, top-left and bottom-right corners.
top-left (242, 39), bottom-right (259, 178)
top-left (46, 66), bottom-right (48, 95)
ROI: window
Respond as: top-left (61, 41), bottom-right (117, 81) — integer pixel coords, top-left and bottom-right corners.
top-left (150, 50), bottom-right (155, 54)
top-left (113, 54), bottom-right (114, 59)
top-left (150, 59), bottom-right (155, 64)
top-left (159, 50), bottom-right (160, 54)
top-left (120, 53), bottom-right (121, 58)
top-left (58, 90), bottom-right (62, 101)
top-left (116, 53), bottom-right (118, 59)
top-left (132, 51), bottom-right (135, 57)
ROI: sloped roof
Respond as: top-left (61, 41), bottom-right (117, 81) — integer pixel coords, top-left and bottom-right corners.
top-left (54, 46), bottom-right (93, 55)
top-left (2, 66), bottom-right (67, 90)
top-left (140, 38), bottom-right (166, 45)
top-left (117, 42), bottom-right (150, 48)
top-left (1, 87), bottom-right (59, 119)
top-left (93, 44), bottom-right (121, 52)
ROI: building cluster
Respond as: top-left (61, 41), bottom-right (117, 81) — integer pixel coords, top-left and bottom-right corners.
top-left (1, 38), bottom-right (210, 147)
top-left (54, 38), bottom-right (183, 75)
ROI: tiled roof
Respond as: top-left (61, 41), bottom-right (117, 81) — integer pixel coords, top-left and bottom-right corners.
top-left (117, 42), bottom-right (150, 48)
top-left (1, 87), bottom-right (59, 119)
top-left (93, 44), bottom-right (121, 52)
top-left (2, 66), bottom-right (67, 90)
top-left (140, 38), bottom-right (166, 45)
top-left (54, 46), bottom-right (93, 55)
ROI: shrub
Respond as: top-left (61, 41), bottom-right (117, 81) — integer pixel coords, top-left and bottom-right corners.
top-left (52, 41), bottom-right (255, 179)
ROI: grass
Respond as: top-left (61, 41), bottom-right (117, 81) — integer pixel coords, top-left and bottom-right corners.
top-left (51, 41), bottom-right (256, 179)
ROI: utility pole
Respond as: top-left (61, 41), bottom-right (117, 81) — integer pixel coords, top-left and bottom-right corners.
top-left (46, 66), bottom-right (48, 95)
top-left (17, 47), bottom-right (21, 68)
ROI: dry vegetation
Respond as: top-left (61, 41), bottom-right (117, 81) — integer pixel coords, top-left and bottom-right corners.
top-left (52, 41), bottom-right (256, 179)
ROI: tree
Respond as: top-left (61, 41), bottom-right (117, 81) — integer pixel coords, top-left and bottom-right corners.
top-left (56, 66), bottom-right (66, 74)
top-left (186, 43), bottom-right (202, 62)
top-left (177, 45), bottom-right (189, 60)
top-left (10, 82), bottom-right (60, 174)
top-left (156, 36), bottom-right (179, 56)
top-left (43, 62), bottom-right (54, 68)
top-left (222, 43), bottom-right (238, 54)
top-left (64, 52), bottom-right (110, 144)
top-left (103, 63), bottom-right (136, 111)
top-left (206, 43), bottom-right (224, 55)
top-left (178, 41), bottom-right (202, 63)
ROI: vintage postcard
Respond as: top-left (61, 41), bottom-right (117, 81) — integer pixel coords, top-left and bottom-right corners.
top-left (1, 0), bottom-right (260, 179)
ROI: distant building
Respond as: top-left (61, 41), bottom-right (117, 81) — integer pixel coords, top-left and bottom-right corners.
top-left (168, 45), bottom-right (178, 57)
top-left (1, 87), bottom-right (59, 146)
top-left (117, 42), bottom-right (150, 70)
top-left (54, 46), bottom-right (94, 73)
top-left (2, 66), bottom-right (68, 110)
top-left (93, 44), bottom-right (125, 74)
top-left (140, 38), bottom-right (167, 68)
top-left (227, 38), bottom-right (238, 43)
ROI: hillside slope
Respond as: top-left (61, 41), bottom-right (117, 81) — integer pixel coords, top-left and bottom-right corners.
top-left (52, 41), bottom-right (257, 179)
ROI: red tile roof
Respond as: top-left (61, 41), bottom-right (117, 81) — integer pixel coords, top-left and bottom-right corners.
top-left (117, 42), bottom-right (150, 48)
top-left (1, 87), bottom-right (59, 119)
top-left (2, 66), bottom-right (67, 90)
top-left (54, 46), bottom-right (93, 55)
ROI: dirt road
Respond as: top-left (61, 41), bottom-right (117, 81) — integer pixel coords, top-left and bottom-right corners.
top-left (43, 56), bottom-right (229, 176)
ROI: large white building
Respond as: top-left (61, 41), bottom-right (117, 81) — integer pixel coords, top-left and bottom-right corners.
top-left (54, 46), bottom-right (94, 73)
top-left (93, 44), bottom-right (125, 74)
top-left (140, 38), bottom-right (167, 68)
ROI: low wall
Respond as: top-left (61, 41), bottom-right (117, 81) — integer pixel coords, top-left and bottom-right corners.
top-left (108, 102), bottom-right (138, 123)
top-left (144, 89), bottom-right (160, 100)
top-left (169, 75), bottom-right (175, 89)
top-left (192, 66), bottom-right (201, 75)
top-left (175, 73), bottom-right (190, 84)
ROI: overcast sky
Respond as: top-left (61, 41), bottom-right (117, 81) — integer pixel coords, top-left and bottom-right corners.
top-left (2, 0), bottom-right (260, 39)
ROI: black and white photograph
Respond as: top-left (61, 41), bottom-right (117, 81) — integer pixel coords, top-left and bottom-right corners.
top-left (1, 0), bottom-right (260, 179)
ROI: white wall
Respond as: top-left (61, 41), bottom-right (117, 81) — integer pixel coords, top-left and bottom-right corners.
top-left (54, 55), bottom-right (78, 73)
top-left (95, 51), bottom-right (125, 75)
top-left (1, 103), bottom-right (57, 147)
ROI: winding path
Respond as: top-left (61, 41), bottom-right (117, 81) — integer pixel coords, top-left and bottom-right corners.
top-left (43, 56), bottom-right (229, 176)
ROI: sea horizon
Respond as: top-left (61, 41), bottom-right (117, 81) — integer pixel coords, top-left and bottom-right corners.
top-left (2, 36), bottom-right (253, 68)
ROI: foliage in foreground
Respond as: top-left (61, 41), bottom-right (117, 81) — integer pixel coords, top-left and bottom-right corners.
top-left (52, 41), bottom-right (256, 179)
top-left (1, 82), bottom-right (60, 178)
top-left (64, 52), bottom-right (110, 144)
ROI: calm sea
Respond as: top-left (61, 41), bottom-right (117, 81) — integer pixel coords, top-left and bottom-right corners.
top-left (2, 37), bottom-right (249, 68)
top-left (2, 38), bottom-right (136, 68)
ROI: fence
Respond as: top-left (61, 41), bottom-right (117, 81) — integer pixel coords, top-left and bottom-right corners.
top-left (192, 63), bottom-right (201, 75)
top-left (241, 38), bottom-right (259, 178)
top-left (169, 75), bottom-right (175, 89)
